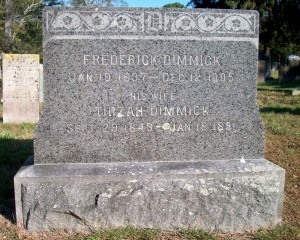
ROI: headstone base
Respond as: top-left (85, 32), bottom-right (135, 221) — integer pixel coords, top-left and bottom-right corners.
top-left (15, 159), bottom-right (285, 232)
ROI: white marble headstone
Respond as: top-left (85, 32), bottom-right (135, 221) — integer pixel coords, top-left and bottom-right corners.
top-left (3, 54), bottom-right (39, 123)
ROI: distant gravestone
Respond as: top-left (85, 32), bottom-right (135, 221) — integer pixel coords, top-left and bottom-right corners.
top-left (3, 54), bottom-right (39, 123)
top-left (279, 65), bottom-right (290, 83)
top-left (264, 56), bottom-right (271, 78)
top-left (271, 69), bottom-right (279, 79)
top-left (258, 60), bottom-right (266, 83)
top-left (15, 8), bottom-right (285, 232)
top-left (291, 89), bottom-right (300, 96)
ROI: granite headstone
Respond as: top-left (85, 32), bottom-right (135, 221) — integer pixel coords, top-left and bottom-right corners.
top-left (15, 7), bottom-right (285, 232)
top-left (35, 7), bottom-right (263, 163)
top-left (3, 54), bottom-right (39, 123)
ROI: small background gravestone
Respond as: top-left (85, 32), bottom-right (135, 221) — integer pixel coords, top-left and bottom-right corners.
top-left (279, 56), bottom-right (300, 83)
top-left (3, 54), bottom-right (39, 123)
top-left (271, 61), bottom-right (279, 79)
top-left (258, 60), bottom-right (266, 83)
top-left (39, 64), bottom-right (44, 103)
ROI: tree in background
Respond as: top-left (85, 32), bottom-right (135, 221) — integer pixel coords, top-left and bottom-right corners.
top-left (187, 0), bottom-right (227, 8)
top-left (4, 0), bottom-right (13, 52)
top-left (0, 0), bottom-right (128, 56)
top-left (271, 0), bottom-right (300, 62)
top-left (43, 0), bottom-right (64, 6)
top-left (0, 0), bottom-right (64, 55)
top-left (0, 2), bottom-right (8, 52)
top-left (188, 0), bottom-right (300, 62)
top-left (163, 2), bottom-right (186, 8)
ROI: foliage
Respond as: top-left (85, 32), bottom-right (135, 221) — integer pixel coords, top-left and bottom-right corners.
top-left (0, 0), bottom-right (126, 55)
top-left (44, 0), bottom-right (64, 6)
top-left (0, 1), bottom-right (10, 53)
top-left (0, 0), bottom-right (63, 56)
top-left (163, 2), bottom-right (186, 8)
top-left (68, 0), bottom-right (128, 7)
top-left (187, 0), bottom-right (300, 63)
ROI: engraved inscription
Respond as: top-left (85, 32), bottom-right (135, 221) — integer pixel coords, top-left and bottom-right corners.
top-left (68, 71), bottom-right (234, 84)
top-left (130, 91), bottom-right (176, 101)
top-left (68, 53), bottom-right (235, 85)
top-left (65, 121), bottom-right (232, 134)
top-left (64, 51), bottom-right (238, 135)
top-left (83, 54), bottom-right (221, 66)
top-left (94, 105), bottom-right (209, 117)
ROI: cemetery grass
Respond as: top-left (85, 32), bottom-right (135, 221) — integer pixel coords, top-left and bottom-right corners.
top-left (0, 81), bottom-right (300, 240)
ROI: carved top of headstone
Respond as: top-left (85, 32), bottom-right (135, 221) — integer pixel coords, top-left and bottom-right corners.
top-left (43, 7), bottom-right (259, 45)
top-left (35, 8), bottom-right (263, 164)
top-left (3, 54), bottom-right (39, 67)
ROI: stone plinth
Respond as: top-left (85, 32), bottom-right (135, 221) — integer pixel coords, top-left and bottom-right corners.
top-left (15, 159), bottom-right (285, 232)
top-left (3, 54), bottom-right (40, 123)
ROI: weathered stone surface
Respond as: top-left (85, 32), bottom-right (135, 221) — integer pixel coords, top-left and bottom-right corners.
top-left (14, 7), bottom-right (285, 232)
top-left (15, 159), bottom-right (285, 232)
top-left (39, 64), bottom-right (44, 103)
top-left (35, 7), bottom-right (262, 164)
top-left (3, 54), bottom-right (39, 123)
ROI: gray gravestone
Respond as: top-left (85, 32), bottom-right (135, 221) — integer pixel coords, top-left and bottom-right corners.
top-left (3, 54), bottom-right (39, 123)
top-left (15, 7), bottom-right (285, 232)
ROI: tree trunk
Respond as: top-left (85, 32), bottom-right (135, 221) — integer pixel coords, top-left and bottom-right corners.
top-left (264, 47), bottom-right (270, 56)
top-left (5, 0), bottom-right (13, 53)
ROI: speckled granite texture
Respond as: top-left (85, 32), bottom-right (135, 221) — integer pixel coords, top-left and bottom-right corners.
top-left (35, 7), bottom-right (262, 164)
top-left (14, 7), bottom-right (285, 232)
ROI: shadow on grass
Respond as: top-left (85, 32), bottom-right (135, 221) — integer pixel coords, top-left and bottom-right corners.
top-left (266, 79), bottom-right (300, 88)
top-left (0, 138), bottom-right (33, 223)
top-left (258, 88), bottom-right (291, 93)
top-left (258, 79), bottom-right (300, 92)
top-left (260, 107), bottom-right (300, 115)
